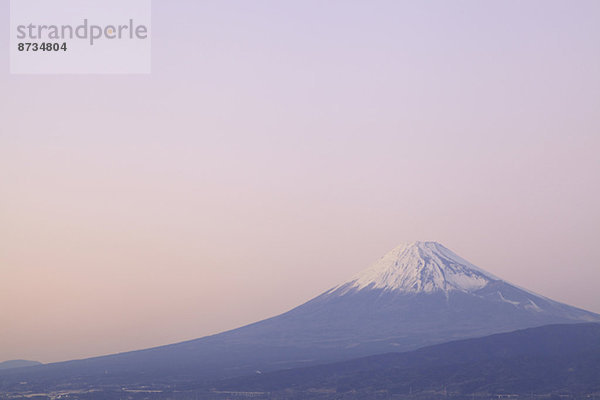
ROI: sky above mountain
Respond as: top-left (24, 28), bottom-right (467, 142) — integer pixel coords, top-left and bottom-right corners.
top-left (1, 1), bottom-right (599, 363)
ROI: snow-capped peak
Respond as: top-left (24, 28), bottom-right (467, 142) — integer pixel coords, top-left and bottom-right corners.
top-left (333, 241), bottom-right (497, 294)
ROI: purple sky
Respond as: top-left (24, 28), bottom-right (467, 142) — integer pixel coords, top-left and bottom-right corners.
top-left (1, 0), bottom-right (599, 363)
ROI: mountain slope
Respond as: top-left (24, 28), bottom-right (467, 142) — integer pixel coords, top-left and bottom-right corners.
top-left (218, 323), bottom-right (600, 397)
top-left (1, 242), bottom-right (598, 391)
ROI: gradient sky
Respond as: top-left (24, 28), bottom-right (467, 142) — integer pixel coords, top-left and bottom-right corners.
top-left (1, 0), bottom-right (599, 363)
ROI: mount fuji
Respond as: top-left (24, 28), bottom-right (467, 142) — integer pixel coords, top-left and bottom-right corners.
top-left (214, 241), bottom-right (599, 358)
top-left (2, 242), bottom-right (599, 388)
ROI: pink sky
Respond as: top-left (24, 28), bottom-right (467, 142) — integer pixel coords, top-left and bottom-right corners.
top-left (1, 0), bottom-right (599, 363)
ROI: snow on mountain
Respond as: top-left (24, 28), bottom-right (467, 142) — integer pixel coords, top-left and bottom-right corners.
top-left (332, 241), bottom-right (496, 294)
top-left (326, 241), bottom-right (594, 318)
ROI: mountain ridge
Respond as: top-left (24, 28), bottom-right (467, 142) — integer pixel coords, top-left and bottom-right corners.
top-left (0, 360), bottom-right (42, 371)
top-left (217, 322), bottom-right (600, 397)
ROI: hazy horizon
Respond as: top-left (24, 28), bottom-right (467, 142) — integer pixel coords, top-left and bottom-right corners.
top-left (1, 0), bottom-right (599, 364)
